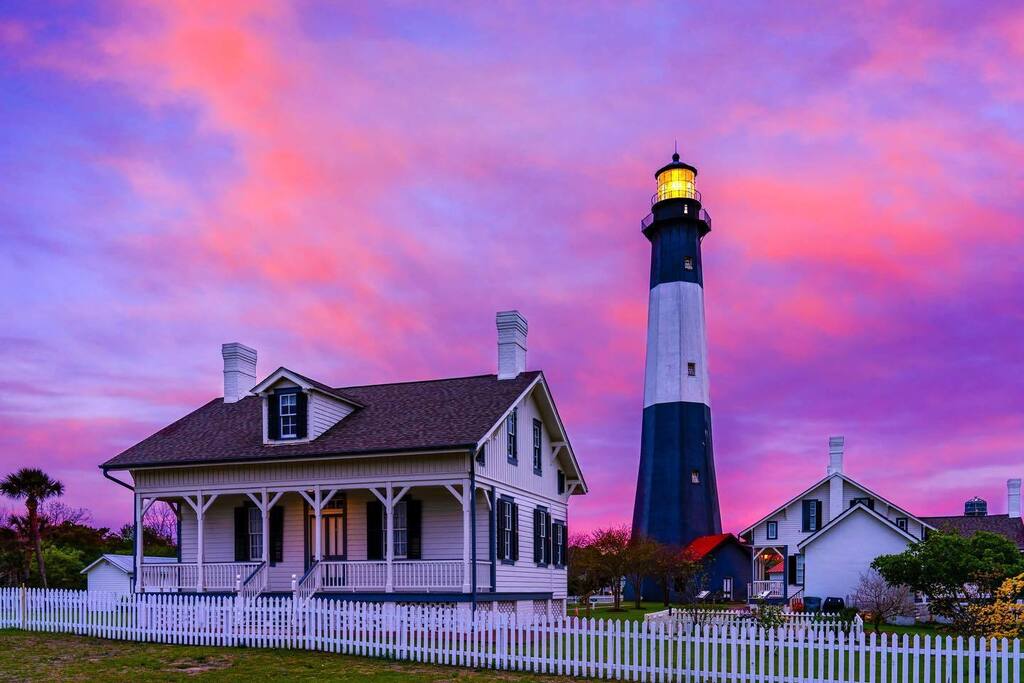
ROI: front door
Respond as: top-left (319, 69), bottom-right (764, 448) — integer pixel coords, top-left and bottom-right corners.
top-left (307, 497), bottom-right (346, 563)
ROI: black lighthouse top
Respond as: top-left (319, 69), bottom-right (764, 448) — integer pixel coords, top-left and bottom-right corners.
top-left (641, 152), bottom-right (711, 237)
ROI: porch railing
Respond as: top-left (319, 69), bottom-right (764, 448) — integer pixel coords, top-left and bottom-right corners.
top-left (138, 562), bottom-right (260, 593)
top-left (237, 562), bottom-right (268, 601)
top-left (139, 562), bottom-right (197, 592)
top-left (748, 580), bottom-right (784, 599)
top-left (309, 560), bottom-right (493, 593)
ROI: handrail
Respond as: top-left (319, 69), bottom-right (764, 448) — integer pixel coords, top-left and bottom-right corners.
top-left (641, 206), bottom-right (712, 232)
top-left (237, 561), bottom-right (267, 602)
top-left (293, 561), bottom-right (322, 605)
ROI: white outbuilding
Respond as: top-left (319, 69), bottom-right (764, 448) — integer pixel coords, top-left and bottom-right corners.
top-left (80, 554), bottom-right (176, 593)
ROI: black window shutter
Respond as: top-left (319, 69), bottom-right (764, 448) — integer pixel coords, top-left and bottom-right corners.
top-left (561, 521), bottom-right (569, 567)
top-left (407, 498), bottom-right (422, 560)
top-left (295, 391), bottom-right (308, 439)
top-left (366, 501), bottom-right (383, 560)
top-left (533, 508), bottom-right (542, 563)
top-left (815, 500), bottom-right (823, 530)
top-left (788, 555), bottom-right (798, 584)
top-left (234, 506), bottom-right (248, 561)
top-left (801, 501), bottom-right (811, 532)
top-left (269, 506), bottom-right (284, 564)
top-left (267, 394), bottom-right (281, 440)
top-left (557, 470), bottom-right (565, 495)
top-left (511, 503), bottom-right (519, 561)
top-left (496, 501), bottom-right (507, 559)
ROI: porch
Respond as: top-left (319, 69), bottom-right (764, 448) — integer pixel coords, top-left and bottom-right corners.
top-left (134, 478), bottom-right (494, 597)
top-left (747, 546), bottom-right (785, 601)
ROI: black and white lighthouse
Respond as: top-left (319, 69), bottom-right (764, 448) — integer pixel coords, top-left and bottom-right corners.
top-left (631, 152), bottom-right (722, 552)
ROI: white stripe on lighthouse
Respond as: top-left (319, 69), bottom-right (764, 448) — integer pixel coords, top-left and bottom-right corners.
top-left (642, 280), bottom-right (711, 408)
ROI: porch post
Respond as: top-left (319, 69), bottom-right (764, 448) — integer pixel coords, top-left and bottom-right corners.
top-left (314, 486), bottom-right (323, 562)
top-left (261, 489), bottom-right (270, 565)
top-left (461, 481), bottom-right (471, 593)
top-left (385, 483), bottom-right (394, 593)
top-left (196, 494), bottom-right (205, 592)
top-left (134, 493), bottom-right (144, 593)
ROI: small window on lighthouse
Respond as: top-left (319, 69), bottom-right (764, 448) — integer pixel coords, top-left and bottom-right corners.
top-left (691, 470), bottom-right (700, 484)
top-left (684, 257), bottom-right (694, 271)
top-left (687, 362), bottom-right (696, 377)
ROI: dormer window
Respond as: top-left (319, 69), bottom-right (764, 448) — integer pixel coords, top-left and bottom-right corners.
top-left (279, 393), bottom-right (298, 438)
top-left (267, 387), bottom-right (307, 441)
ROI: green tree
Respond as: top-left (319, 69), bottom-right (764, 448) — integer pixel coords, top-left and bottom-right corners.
top-left (28, 544), bottom-right (86, 589)
top-left (0, 468), bottom-right (65, 588)
top-left (623, 535), bottom-right (662, 609)
top-left (587, 526), bottom-right (633, 610)
top-left (567, 536), bottom-right (607, 616)
top-left (872, 531), bottom-right (1024, 631)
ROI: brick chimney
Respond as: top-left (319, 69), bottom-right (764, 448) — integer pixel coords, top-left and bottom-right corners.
top-left (222, 342), bottom-right (257, 403)
top-left (496, 311), bottom-right (528, 379)
top-left (1009, 478), bottom-right (1022, 519)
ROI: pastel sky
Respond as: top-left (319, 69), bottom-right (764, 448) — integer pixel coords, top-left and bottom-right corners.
top-left (1, 1), bottom-right (1022, 535)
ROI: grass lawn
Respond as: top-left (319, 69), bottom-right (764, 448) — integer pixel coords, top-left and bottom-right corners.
top-left (0, 629), bottom-right (568, 682)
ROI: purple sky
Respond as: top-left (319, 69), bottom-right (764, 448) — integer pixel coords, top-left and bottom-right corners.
top-left (1, 1), bottom-right (1022, 534)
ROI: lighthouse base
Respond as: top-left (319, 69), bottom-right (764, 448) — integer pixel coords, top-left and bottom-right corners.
top-left (632, 401), bottom-right (722, 550)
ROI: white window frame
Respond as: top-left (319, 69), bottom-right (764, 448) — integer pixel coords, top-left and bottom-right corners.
top-left (248, 507), bottom-right (263, 561)
top-left (279, 392), bottom-right (298, 439)
top-left (684, 256), bottom-right (694, 271)
top-left (808, 501), bottom-right (818, 531)
top-left (896, 517), bottom-right (908, 532)
top-left (687, 362), bottom-right (696, 377)
top-left (691, 469), bottom-right (700, 484)
top-left (554, 522), bottom-right (564, 566)
top-left (539, 511), bottom-right (548, 565)
top-left (532, 419), bottom-right (542, 474)
top-left (795, 554), bottom-right (805, 585)
top-left (506, 409), bottom-right (518, 463)
top-left (766, 520), bottom-right (778, 540)
top-left (392, 500), bottom-right (408, 559)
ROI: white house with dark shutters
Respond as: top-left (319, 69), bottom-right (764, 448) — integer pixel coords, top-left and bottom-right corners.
top-left (740, 437), bottom-right (935, 606)
top-left (101, 311), bottom-right (586, 618)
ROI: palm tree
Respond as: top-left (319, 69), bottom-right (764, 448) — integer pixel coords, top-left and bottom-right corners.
top-left (0, 468), bottom-right (64, 587)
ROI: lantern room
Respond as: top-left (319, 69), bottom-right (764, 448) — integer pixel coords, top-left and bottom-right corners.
top-left (655, 152), bottom-right (699, 203)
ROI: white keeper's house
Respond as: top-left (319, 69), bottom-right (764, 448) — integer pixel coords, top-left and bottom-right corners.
top-left (101, 311), bottom-right (587, 617)
top-left (740, 437), bottom-right (935, 606)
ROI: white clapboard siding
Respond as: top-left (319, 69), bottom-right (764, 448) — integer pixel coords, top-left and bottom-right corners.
top-left (85, 562), bottom-right (132, 594)
top-left (476, 392), bottom-right (571, 504)
top-left (133, 452), bottom-right (469, 494)
top-left (2, 588), bottom-right (1021, 682)
top-left (308, 392), bottom-right (355, 440)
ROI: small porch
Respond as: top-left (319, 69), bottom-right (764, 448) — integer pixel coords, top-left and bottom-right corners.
top-left (747, 546), bottom-right (785, 601)
top-left (134, 478), bottom-right (494, 598)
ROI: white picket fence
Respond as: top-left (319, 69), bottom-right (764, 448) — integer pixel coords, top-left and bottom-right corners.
top-left (1, 588), bottom-right (1022, 681)
top-left (644, 608), bottom-right (865, 636)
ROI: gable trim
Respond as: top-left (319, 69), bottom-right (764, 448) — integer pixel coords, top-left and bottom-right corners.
top-left (741, 472), bottom-right (932, 537)
top-left (797, 502), bottom-right (918, 550)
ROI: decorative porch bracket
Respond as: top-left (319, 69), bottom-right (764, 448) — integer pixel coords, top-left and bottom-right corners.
top-left (246, 490), bottom-right (284, 567)
top-left (179, 492), bottom-right (220, 592)
top-left (297, 486), bottom-right (339, 562)
top-left (369, 484), bottom-right (409, 592)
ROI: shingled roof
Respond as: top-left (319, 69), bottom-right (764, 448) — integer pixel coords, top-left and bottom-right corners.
top-left (103, 371), bottom-right (541, 470)
top-left (920, 514), bottom-right (1024, 551)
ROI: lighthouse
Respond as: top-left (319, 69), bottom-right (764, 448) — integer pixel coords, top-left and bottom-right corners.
top-left (631, 152), bottom-right (722, 552)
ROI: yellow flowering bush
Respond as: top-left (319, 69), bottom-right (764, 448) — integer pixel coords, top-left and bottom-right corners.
top-left (971, 573), bottom-right (1024, 639)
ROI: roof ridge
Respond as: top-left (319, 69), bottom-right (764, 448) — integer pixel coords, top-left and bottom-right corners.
top-left (337, 370), bottom-right (539, 391)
